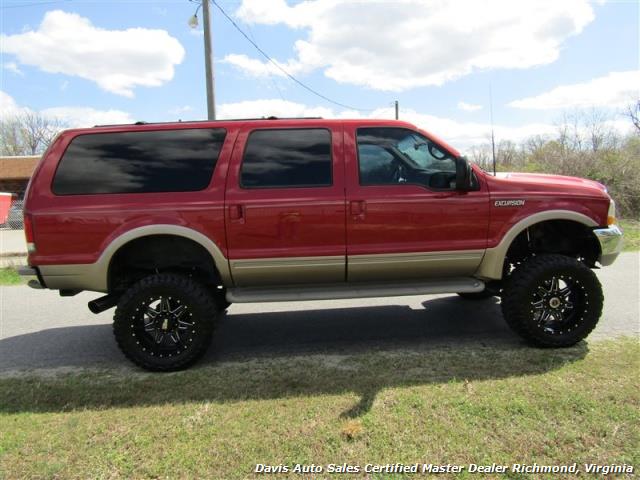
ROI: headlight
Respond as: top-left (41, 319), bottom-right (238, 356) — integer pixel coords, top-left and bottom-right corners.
top-left (607, 199), bottom-right (616, 226)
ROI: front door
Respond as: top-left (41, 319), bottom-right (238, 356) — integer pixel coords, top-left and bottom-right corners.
top-left (225, 124), bottom-right (346, 286)
top-left (344, 125), bottom-right (489, 282)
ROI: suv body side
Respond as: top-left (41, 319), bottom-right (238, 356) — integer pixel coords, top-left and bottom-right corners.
top-left (24, 118), bottom-right (616, 295)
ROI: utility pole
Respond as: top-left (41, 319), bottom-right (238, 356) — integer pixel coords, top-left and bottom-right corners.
top-left (394, 100), bottom-right (399, 120)
top-left (202, 0), bottom-right (216, 120)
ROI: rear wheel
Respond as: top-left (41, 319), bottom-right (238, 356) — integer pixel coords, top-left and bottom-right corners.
top-left (113, 273), bottom-right (219, 371)
top-left (501, 254), bottom-right (603, 347)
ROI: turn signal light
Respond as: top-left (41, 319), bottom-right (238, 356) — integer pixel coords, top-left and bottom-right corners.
top-left (607, 215), bottom-right (616, 226)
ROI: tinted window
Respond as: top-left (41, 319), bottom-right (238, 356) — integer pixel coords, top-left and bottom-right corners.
top-left (358, 144), bottom-right (398, 184)
top-left (53, 128), bottom-right (226, 195)
top-left (240, 129), bottom-right (332, 188)
top-left (357, 127), bottom-right (456, 189)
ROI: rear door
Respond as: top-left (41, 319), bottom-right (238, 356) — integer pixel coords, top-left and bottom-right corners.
top-left (224, 123), bottom-right (346, 286)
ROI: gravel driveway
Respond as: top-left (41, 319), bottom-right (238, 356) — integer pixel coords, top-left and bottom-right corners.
top-left (0, 252), bottom-right (637, 373)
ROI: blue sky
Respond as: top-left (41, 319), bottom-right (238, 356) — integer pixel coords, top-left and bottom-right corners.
top-left (1, 0), bottom-right (638, 149)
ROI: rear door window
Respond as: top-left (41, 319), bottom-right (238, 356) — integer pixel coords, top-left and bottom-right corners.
top-left (52, 128), bottom-right (226, 195)
top-left (240, 128), bottom-right (332, 188)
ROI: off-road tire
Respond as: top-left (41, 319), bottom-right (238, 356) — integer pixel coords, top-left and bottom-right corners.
top-left (213, 290), bottom-right (231, 311)
top-left (113, 273), bottom-right (219, 371)
top-left (501, 254), bottom-right (603, 347)
top-left (457, 290), bottom-right (495, 300)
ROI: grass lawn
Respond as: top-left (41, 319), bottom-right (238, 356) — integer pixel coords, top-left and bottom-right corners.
top-left (620, 218), bottom-right (640, 252)
top-left (0, 338), bottom-right (638, 479)
top-left (0, 267), bottom-right (23, 286)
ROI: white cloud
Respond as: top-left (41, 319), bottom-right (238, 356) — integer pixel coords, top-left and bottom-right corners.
top-left (1, 90), bottom-right (133, 127)
top-left (0, 91), bottom-right (24, 118)
top-left (216, 97), bottom-right (556, 149)
top-left (41, 106), bottom-right (134, 127)
top-left (3, 62), bottom-right (23, 76)
top-left (509, 71), bottom-right (640, 109)
top-left (169, 105), bottom-right (194, 115)
top-left (218, 99), bottom-right (334, 119)
top-left (217, 98), bottom-right (635, 151)
top-left (457, 101), bottom-right (483, 112)
top-left (1, 10), bottom-right (185, 97)
top-left (229, 0), bottom-right (595, 91)
top-left (221, 53), bottom-right (307, 78)
top-left (222, 54), bottom-right (284, 77)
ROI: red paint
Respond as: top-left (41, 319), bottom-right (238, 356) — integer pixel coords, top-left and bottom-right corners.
top-left (343, 124), bottom-right (490, 255)
top-left (0, 193), bottom-right (12, 224)
top-left (224, 122), bottom-right (346, 260)
top-left (24, 118), bottom-right (612, 279)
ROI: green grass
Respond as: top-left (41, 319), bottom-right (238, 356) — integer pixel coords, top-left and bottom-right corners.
top-left (620, 218), bottom-right (640, 251)
top-left (1, 338), bottom-right (638, 479)
top-left (0, 267), bottom-right (23, 286)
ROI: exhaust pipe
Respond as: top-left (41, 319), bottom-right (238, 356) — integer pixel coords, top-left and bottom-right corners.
top-left (88, 294), bottom-right (119, 314)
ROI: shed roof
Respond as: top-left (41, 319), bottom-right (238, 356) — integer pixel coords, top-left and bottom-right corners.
top-left (0, 156), bottom-right (40, 180)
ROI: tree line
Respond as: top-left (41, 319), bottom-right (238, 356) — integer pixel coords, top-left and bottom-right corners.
top-left (469, 106), bottom-right (639, 218)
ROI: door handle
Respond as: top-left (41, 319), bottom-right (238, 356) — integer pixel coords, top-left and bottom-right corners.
top-left (229, 204), bottom-right (245, 222)
top-left (350, 200), bottom-right (366, 219)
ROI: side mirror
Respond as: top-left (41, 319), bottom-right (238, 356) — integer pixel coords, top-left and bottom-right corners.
top-left (455, 156), bottom-right (472, 191)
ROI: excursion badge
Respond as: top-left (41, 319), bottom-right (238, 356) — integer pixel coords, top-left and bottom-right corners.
top-left (494, 199), bottom-right (525, 207)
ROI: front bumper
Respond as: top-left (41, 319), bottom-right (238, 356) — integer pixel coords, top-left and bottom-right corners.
top-left (593, 224), bottom-right (624, 266)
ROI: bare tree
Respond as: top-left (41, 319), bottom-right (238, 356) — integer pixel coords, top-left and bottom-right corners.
top-left (0, 112), bottom-right (66, 156)
top-left (627, 100), bottom-right (640, 134)
top-left (583, 108), bottom-right (617, 152)
top-left (496, 140), bottom-right (519, 169)
top-left (0, 117), bottom-right (25, 156)
top-left (468, 144), bottom-right (492, 170)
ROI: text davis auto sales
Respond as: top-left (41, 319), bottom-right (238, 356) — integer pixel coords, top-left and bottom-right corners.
top-left (254, 463), bottom-right (635, 475)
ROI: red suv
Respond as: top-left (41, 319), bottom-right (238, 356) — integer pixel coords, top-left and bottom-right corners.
top-left (20, 118), bottom-right (623, 371)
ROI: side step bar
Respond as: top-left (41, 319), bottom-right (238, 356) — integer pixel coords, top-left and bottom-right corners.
top-left (226, 277), bottom-right (485, 303)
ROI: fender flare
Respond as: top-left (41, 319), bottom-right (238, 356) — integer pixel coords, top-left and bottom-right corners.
top-left (475, 210), bottom-right (598, 280)
top-left (101, 225), bottom-right (232, 288)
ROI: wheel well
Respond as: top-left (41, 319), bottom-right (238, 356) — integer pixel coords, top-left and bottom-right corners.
top-left (505, 220), bottom-right (600, 270)
top-left (108, 235), bottom-right (221, 294)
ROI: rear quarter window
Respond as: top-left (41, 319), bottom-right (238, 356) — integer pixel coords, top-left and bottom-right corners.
top-left (52, 128), bottom-right (226, 195)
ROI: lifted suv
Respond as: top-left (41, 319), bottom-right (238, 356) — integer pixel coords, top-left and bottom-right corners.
top-left (20, 118), bottom-right (623, 371)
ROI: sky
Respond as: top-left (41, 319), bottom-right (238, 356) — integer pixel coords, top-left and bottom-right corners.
top-left (1, 0), bottom-right (638, 150)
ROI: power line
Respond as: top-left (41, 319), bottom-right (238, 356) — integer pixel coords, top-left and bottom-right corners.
top-left (210, 0), bottom-right (374, 112)
top-left (243, 20), bottom-right (287, 103)
top-left (1, 0), bottom-right (72, 9)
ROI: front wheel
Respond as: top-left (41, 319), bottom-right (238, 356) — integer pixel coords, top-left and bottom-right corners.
top-left (113, 273), bottom-right (219, 371)
top-left (501, 254), bottom-right (603, 347)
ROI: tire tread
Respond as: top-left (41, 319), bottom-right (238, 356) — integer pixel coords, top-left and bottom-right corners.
top-left (501, 254), bottom-right (603, 347)
top-left (113, 273), bottom-right (219, 371)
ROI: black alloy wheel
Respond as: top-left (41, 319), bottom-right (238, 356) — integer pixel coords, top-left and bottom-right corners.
top-left (113, 273), bottom-right (219, 371)
top-left (501, 254), bottom-right (603, 347)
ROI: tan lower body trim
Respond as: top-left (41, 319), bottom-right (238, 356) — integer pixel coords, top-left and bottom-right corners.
top-left (39, 263), bottom-right (107, 292)
top-left (231, 250), bottom-right (486, 286)
top-left (348, 250), bottom-right (485, 282)
top-left (230, 255), bottom-right (345, 287)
